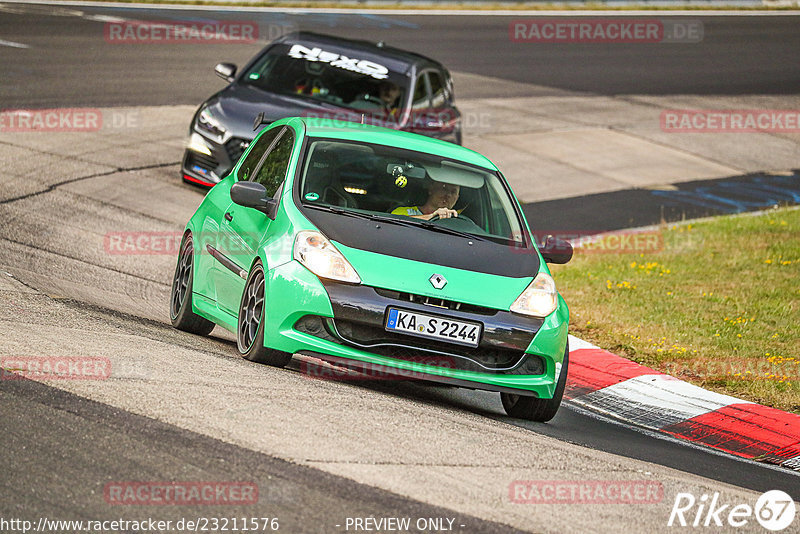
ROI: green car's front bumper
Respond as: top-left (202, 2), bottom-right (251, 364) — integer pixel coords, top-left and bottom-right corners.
top-left (260, 260), bottom-right (569, 399)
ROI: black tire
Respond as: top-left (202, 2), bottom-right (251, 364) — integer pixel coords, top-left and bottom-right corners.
top-left (501, 343), bottom-right (569, 422)
top-left (236, 261), bottom-right (292, 367)
top-left (170, 234), bottom-right (216, 336)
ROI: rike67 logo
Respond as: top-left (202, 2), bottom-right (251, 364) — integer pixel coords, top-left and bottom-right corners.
top-left (668, 490), bottom-right (796, 531)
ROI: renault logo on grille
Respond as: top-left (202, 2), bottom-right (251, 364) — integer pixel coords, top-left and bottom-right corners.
top-left (429, 273), bottom-right (447, 290)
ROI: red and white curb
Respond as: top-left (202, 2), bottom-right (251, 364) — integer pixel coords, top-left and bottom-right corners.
top-left (566, 335), bottom-right (800, 470)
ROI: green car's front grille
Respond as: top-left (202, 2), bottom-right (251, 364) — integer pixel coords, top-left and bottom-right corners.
top-left (372, 288), bottom-right (498, 316)
top-left (294, 315), bottom-right (544, 375)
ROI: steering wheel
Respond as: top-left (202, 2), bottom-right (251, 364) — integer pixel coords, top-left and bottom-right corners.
top-left (428, 213), bottom-right (461, 223)
top-left (427, 213), bottom-right (480, 229)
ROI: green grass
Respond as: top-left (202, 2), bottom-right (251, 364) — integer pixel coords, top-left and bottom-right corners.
top-left (551, 207), bottom-right (800, 413)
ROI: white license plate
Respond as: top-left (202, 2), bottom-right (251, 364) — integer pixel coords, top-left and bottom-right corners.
top-left (385, 308), bottom-right (481, 348)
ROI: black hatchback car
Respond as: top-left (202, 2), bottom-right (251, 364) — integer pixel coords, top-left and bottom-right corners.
top-left (182, 31), bottom-right (462, 187)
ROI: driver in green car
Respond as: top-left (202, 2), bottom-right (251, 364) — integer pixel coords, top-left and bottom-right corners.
top-left (391, 181), bottom-right (460, 220)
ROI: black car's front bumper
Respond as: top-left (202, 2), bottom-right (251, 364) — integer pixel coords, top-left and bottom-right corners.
top-left (182, 133), bottom-right (251, 187)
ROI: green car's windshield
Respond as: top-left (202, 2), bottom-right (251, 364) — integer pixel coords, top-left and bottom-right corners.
top-left (243, 44), bottom-right (409, 115)
top-left (298, 139), bottom-right (527, 246)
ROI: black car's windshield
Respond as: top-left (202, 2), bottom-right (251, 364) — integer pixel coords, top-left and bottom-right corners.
top-left (298, 139), bottom-right (527, 246)
top-left (243, 43), bottom-right (410, 116)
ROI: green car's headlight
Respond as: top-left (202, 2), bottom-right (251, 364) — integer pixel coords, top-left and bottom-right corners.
top-left (293, 231), bottom-right (361, 284)
top-left (510, 272), bottom-right (557, 318)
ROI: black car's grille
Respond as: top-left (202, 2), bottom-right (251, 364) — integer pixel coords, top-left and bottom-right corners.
top-left (187, 151), bottom-right (218, 172)
top-left (225, 137), bottom-right (250, 164)
top-left (293, 315), bottom-right (544, 375)
top-left (372, 288), bottom-right (498, 316)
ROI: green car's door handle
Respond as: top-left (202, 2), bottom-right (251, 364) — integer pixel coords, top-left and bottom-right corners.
top-left (224, 212), bottom-right (233, 222)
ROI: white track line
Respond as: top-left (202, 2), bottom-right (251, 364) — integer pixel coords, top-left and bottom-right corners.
top-left (572, 374), bottom-right (752, 428)
top-left (84, 13), bottom-right (127, 22)
top-left (567, 334), bottom-right (599, 351)
top-left (0, 38), bottom-right (30, 48)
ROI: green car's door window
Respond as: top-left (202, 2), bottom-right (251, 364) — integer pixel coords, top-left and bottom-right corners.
top-left (237, 128), bottom-right (280, 181)
top-left (252, 128), bottom-right (294, 197)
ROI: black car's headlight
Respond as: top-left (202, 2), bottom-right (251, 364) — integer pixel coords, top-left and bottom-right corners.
top-left (187, 132), bottom-right (213, 156)
top-left (195, 107), bottom-right (229, 143)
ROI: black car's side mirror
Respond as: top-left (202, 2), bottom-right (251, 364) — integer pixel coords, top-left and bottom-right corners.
top-left (230, 182), bottom-right (278, 220)
top-left (214, 62), bottom-right (237, 82)
top-left (540, 235), bottom-right (573, 264)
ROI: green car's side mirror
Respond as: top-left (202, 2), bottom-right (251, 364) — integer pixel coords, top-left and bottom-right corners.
top-left (230, 181), bottom-right (278, 220)
top-left (540, 235), bottom-right (573, 264)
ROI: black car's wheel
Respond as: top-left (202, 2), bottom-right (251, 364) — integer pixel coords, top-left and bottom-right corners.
top-left (237, 261), bottom-right (292, 367)
top-left (501, 343), bottom-right (569, 422)
top-left (170, 234), bottom-right (215, 335)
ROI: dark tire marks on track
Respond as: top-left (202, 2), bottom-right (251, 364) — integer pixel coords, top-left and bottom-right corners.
top-left (0, 375), bottom-right (523, 533)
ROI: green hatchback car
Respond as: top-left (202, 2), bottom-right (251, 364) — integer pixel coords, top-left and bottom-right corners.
top-left (171, 116), bottom-right (572, 421)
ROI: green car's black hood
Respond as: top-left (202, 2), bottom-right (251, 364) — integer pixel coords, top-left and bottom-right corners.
top-left (301, 208), bottom-right (540, 279)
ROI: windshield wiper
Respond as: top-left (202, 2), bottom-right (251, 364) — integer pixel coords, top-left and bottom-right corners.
top-left (304, 204), bottom-right (490, 242)
top-left (306, 205), bottom-right (420, 228)
top-left (304, 204), bottom-right (375, 221)
top-left (415, 221), bottom-right (491, 242)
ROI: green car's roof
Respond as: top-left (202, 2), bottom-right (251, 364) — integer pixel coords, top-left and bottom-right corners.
top-left (285, 117), bottom-right (499, 172)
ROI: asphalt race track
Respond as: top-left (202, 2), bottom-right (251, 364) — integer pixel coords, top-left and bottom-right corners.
top-left (2, 5), bottom-right (800, 107)
top-left (1, 3), bottom-right (799, 533)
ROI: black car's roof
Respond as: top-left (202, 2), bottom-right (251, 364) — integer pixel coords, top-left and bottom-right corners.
top-left (273, 32), bottom-right (445, 75)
